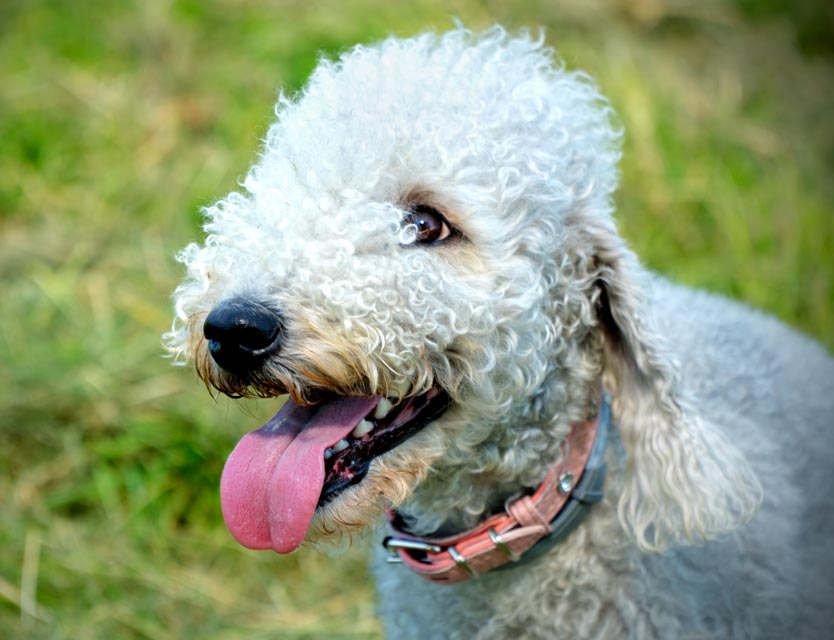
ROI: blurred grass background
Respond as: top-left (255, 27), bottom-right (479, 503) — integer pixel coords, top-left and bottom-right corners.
top-left (1, 0), bottom-right (832, 637)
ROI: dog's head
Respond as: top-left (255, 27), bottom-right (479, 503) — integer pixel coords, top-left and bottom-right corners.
top-left (167, 27), bottom-right (759, 555)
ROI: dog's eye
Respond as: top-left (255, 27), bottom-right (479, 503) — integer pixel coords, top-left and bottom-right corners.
top-left (404, 205), bottom-right (453, 244)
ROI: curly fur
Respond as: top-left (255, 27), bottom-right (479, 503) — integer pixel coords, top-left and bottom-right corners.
top-left (167, 26), bottom-right (834, 638)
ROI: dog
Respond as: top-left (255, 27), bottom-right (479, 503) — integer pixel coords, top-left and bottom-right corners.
top-left (167, 27), bottom-right (834, 638)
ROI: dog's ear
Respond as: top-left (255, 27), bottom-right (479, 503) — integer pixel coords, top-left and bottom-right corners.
top-left (587, 218), bottom-right (762, 552)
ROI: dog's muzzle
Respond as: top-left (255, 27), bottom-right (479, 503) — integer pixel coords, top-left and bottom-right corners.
top-left (203, 297), bottom-right (283, 374)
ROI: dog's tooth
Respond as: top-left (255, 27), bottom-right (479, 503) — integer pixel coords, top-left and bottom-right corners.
top-left (352, 419), bottom-right (374, 438)
top-left (374, 398), bottom-right (393, 420)
top-left (324, 447), bottom-right (333, 460)
top-left (332, 439), bottom-right (349, 453)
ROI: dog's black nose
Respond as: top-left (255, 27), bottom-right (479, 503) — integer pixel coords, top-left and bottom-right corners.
top-left (203, 298), bottom-right (283, 374)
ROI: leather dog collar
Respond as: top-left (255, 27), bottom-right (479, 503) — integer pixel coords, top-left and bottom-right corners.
top-left (383, 396), bottom-right (610, 584)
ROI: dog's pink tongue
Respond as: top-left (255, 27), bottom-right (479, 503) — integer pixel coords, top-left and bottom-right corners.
top-left (220, 395), bottom-right (379, 554)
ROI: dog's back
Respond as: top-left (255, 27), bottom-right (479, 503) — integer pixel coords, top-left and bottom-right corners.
top-left (646, 278), bottom-right (834, 638)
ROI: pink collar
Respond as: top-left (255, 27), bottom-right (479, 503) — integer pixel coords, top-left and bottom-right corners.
top-left (383, 398), bottom-right (609, 584)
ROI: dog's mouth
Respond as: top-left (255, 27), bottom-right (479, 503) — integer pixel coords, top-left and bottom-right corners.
top-left (219, 385), bottom-right (451, 554)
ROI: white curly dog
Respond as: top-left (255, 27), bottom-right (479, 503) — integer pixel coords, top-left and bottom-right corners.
top-left (167, 27), bottom-right (834, 639)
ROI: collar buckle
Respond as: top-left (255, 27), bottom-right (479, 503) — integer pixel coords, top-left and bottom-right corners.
top-left (382, 536), bottom-right (442, 563)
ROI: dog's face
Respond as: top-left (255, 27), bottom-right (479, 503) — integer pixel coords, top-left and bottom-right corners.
top-left (167, 28), bottom-right (621, 552)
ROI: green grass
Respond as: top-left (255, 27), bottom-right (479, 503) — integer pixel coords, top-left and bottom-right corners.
top-left (1, 0), bottom-right (832, 637)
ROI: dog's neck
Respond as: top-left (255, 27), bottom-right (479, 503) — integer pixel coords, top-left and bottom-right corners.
top-left (384, 394), bottom-right (609, 583)
top-left (398, 381), bottom-right (603, 538)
